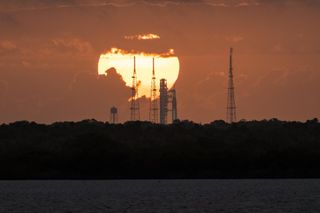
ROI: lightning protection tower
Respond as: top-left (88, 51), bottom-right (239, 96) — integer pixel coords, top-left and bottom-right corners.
top-left (149, 57), bottom-right (158, 123)
top-left (159, 79), bottom-right (168, 124)
top-left (227, 48), bottom-right (237, 123)
top-left (130, 56), bottom-right (140, 121)
top-left (110, 106), bottom-right (118, 124)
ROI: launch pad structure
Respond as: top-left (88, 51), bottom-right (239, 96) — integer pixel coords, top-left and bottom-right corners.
top-left (159, 79), bottom-right (178, 124)
top-left (129, 56), bottom-right (178, 124)
top-left (123, 48), bottom-right (236, 124)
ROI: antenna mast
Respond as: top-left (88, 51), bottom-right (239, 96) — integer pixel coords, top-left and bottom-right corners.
top-left (227, 48), bottom-right (237, 123)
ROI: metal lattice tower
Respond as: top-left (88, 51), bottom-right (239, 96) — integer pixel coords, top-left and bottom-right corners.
top-left (227, 48), bottom-right (237, 123)
top-left (110, 106), bottom-right (118, 124)
top-left (130, 56), bottom-right (140, 121)
top-left (159, 79), bottom-right (168, 124)
top-left (149, 57), bottom-right (158, 123)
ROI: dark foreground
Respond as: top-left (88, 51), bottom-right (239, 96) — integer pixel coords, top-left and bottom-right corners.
top-left (0, 119), bottom-right (320, 179)
top-left (0, 179), bottom-right (320, 213)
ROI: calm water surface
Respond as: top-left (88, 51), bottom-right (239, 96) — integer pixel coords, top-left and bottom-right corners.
top-left (0, 179), bottom-right (319, 213)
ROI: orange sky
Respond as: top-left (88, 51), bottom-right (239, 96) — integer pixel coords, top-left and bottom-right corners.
top-left (0, 0), bottom-right (319, 123)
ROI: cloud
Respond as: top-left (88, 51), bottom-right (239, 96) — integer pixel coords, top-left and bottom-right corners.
top-left (256, 0), bottom-right (320, 7)
top-left (51, 37), bottom-right (94, 54)
top-left (140, 0), bottom-right (259, 7)
top-left (0, 12), bottom-right (19, 29)
top-left (60, 68), bottom-right (131, 122)
top-left (2, 0), bottom-right (319, 12)
top-left (225, 36), bottom-right (244, 43)
top-left (102, 47), bottom-right (176, 58)
top-left (124, 33), bottom-right (160, 40)
top-left (235, 1), bottom-right (259, 7)
top-left (0, 40), bottom-right (16, 50)
top-left (0, 40), bottom-right (18, 57)
top-left (0, 0), bottom-right (135, 12)
top-left (0, 0), bottom-right (264, 12)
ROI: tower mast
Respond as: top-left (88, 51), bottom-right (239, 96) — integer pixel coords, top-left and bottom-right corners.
top-left (130, 56), bottom-right (140, 121)
top-left (149, 57), bottom-right (158, 123)
top-left (227, 48), bottom-right (237, 123)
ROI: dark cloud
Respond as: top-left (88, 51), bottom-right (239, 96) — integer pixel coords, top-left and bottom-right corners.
top-left (0, 12), bottom-right (19, 30)
top-left (0, 0), bottom-right (134, 12)
top-left (1, 0), bottom-right (320, 12)
top-left (0, 0), bottom-right (259, 11)
top-left (0, 67), bottom-right (131, 123)
top-left (58, 69), bottom-right (130, 122)
top-left (257, 0), bottom-right (320, 6)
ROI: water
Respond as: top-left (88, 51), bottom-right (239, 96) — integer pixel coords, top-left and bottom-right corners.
top-left (0, 179), bottom-right (319, 213)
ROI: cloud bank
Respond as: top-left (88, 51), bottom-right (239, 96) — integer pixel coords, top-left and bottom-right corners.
top-left (124, 33), bottom-right (160, 40)
top-left (2, 0), bottom-right (319, 12)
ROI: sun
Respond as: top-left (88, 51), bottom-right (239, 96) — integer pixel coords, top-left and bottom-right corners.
top-left (98, 48), bottom-right (180, 98)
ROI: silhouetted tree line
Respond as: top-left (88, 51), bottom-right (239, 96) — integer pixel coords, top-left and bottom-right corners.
top-left (0, 118), bottom-right (320, 179)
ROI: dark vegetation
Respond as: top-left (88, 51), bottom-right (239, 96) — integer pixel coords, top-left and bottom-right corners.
top-left (0, 118), bottom-right (320, 179)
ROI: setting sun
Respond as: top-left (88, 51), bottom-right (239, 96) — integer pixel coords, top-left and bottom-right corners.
top-left (98, 48), bottom-right (180, 98)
